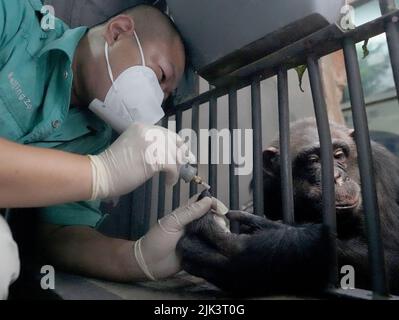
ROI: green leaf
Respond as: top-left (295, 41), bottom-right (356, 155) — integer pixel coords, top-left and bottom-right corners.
top-left (362, 39), bottom-right (370, 59)
top-left (295, 65), bottom-right (307, 93)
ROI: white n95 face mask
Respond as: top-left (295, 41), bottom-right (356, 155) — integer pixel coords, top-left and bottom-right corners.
top-left (89, 31), bottom-right (165, 134)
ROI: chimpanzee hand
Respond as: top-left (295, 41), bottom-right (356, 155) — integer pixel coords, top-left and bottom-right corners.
top-left (227, 211), bottom-right (283, 235)
top-left (177, 207), bottom-right (331, 295)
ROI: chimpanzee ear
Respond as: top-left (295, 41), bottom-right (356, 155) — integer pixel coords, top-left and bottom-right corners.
top-left (349, 129), bottom-right (356, 140)
top-left (263, 147), bottom-right (280, 177)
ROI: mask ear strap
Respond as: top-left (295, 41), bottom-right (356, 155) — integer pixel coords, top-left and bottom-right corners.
top-left (134, 31), bottom-right (146, 67)
top-left (105, 41), bottom-right (116, 89)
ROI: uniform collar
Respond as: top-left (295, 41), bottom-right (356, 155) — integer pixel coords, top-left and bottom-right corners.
top-left (28, 0), bottom-right (88, 62)
top-left (38, 27), bottom-right (88, 62)
top-left (28, 0), bottom-right (43, 11)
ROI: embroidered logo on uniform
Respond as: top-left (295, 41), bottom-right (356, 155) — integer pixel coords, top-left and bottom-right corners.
top-left (8, 72), bottom-right (33, 110)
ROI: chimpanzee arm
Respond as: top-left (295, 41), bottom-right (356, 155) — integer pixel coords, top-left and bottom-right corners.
top-left (228, 222), bottom-right (332, 294)
top-left (180, 211), bottom-right (332, 295)
top-left (337, 239), bottom-right (399, 294)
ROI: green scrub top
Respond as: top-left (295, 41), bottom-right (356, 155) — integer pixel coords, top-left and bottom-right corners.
top-left (0, 0), bottom-right (113, 227)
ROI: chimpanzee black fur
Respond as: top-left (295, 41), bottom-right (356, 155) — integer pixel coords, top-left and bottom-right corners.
top-left (177, 119), bottom-right (399, 295)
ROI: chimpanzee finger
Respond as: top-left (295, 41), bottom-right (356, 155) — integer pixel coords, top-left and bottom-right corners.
top-left (239, 224), bottom-right (261, 235)
top-left (226, 211), bottom-right (282, 230)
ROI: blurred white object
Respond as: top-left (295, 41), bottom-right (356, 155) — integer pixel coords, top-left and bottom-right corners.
top-left (0, 216), bottom-right (20, 300)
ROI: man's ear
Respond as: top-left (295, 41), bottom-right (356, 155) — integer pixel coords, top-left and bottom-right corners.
top-left (263, 147), bottom-right (280, 177)
top-left (104, 15), bottom-right (135, 45)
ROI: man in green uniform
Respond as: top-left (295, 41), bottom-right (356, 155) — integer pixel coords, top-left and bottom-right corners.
top-left (0, 0), bottom-right (214, 299)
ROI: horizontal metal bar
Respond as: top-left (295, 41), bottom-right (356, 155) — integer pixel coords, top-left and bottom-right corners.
top-left (251, 79), bottom-right (264, 217)
top-left (168, 10), bottom-right (399, 116)
top-left (307, 55), bottom-right (338, 288)
top-left (328, 288), bottom-right (399, 300)
top-left (343, 37), bottom-right (389, 298)
top-left (277, 68), bottom-right (295, 225)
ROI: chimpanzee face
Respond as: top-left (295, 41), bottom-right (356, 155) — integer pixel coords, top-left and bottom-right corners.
top-left (263, 120), bottom-right (364, 232)
top-left (291, 140), bottom-right (362, 222)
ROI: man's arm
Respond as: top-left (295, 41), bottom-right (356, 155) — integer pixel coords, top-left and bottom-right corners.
top-left (36, 195), bottom-right (214, 283)
top-left (0, 138), bottom-right (92, 208)
top-left (37, 224), bottom-right (147, 282)
top-left (0, 123), bottom-right (194, 209)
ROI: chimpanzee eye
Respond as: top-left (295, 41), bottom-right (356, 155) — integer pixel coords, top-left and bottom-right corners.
top-left (334, 148), bottom-right (346, 160)
top-left (308, 154), bottom-right (319, 163)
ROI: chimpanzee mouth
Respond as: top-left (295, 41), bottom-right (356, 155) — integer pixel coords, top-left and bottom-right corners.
top-left (335, 196), bottom-right (360, 211)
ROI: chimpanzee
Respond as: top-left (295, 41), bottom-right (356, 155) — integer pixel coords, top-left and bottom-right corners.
top-left (177, 118), bottom-right (399, 295)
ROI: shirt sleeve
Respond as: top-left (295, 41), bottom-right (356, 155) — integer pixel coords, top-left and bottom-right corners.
top-left (0, 0), bottom-right (25, 50)
top-left (38, 200), bottom-right (108, 228)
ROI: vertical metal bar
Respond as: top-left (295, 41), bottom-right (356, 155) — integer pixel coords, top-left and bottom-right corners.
top-left (307, 55), bottom-right (338, 287)
top-left (173, 111), bottom-right (183, 210)
top-left (277, 68), bottom-right (295, 225)
top-left (190, 103), bottom-right (200, 197)
top-left (143, 179), bottom-right (153, 232)
top-left (379, 0), bottom-right (397, 14)
top-left (131, 184), bottom-right (146, 239)
top-left (379, 1), bottom-right (399, 99)
top-left (190, 75), bottom-right (201, 198)
top-left (121, 196), bottom-right (133, 240)
top-left (251, 79), bottom-right (264, 217)
top-left (229, 89), bottom-right (240, 233)
top-left (157, 117), bottom-right (168, 219)
top-left (209, 92), bottom-right (218, 197)
top-left (343, 38), bottom-right (389, 298)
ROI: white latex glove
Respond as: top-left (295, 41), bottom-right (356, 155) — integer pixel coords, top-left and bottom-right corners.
top-left (211, 198), bottom-right (231, 233)
top-left (89, 123), bottom-right (195, 200)
top-left (0, 216), bottom-right (20, 300)
top-left (134, 195), bottom-right (213, 281)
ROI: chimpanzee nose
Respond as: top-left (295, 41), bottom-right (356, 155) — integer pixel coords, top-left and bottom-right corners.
top-left (335, 170), bottom-right (344, 186)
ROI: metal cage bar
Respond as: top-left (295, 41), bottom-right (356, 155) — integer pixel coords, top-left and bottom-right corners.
top-left (144, 179), bottom-right (153, 226)
top-left (380, 0), bottom-right (397, 14)
top-left (343, 37), bottom-right (389, 298)
top-left (379, 0), bottom-right (399, 100)
top-left (307, 55), bottom-right (338, 287)
top-left (229, 89), bottom-right (240, 233)
top-left (148, 7), bottom-right (399, 300)
top-left (190, 103), bottom-right (200, 197)
top-left (209, 94), bottom-right (218, 196)
top-left (130, 184), bottom-right (147, 239)
top-left (173, 111), bottom-right (183, 210)
top-left (251, 79), bottom-right (264, 216)
top-left (157, 117), bottom-right (169, 219)
top-left (277, 68), bottom-right (295, 225)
